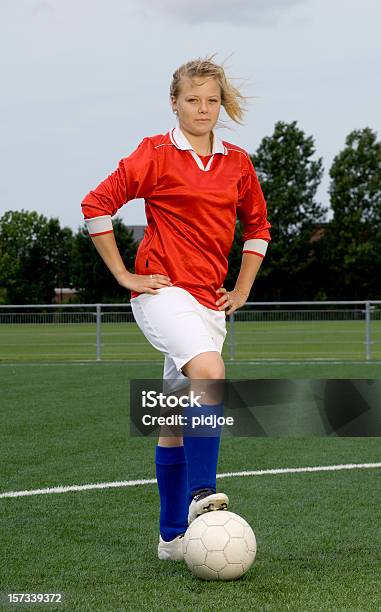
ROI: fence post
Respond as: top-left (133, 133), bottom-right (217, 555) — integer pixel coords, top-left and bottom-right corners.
top-left (365, 301), bottom-right (371, 361)
top-left (96, 304), bottom-right (102, 361)
top-left (229, 313), bottom-right (235, 360)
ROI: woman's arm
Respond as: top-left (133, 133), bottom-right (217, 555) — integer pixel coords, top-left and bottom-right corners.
top-left (234, 252), bottom-right (263, 297)
top-left (217, 152), bottom-right (271, 315)
top-left (216, 253), bottom-right (263, 315)
top-left (90, 232), bottom-right (172, 295)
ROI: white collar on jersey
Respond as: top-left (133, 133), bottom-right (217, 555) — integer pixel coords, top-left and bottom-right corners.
top-left (169, 126), bottom-right (227, 172)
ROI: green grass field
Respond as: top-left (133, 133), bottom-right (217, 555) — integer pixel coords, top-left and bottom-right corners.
top-left (1, 360), bottom-right (380, 611)
top-left (1, 320), bottom-right (381, 362)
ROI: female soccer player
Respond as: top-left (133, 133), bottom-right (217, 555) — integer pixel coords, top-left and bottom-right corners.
top-left (81, 56), bottom-right (271, 561)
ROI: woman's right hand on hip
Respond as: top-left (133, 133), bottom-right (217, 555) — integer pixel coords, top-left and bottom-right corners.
top-left (117, 271), bottom-right (173, 295)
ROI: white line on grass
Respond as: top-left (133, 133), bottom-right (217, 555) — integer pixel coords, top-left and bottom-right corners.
top-left (1, 360), bottom-right (381, 367)
top-left (1, 463), bottom-right (380, 499)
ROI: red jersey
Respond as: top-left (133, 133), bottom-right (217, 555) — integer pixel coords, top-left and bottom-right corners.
top-left (81, 127), bottom-right (271, 310)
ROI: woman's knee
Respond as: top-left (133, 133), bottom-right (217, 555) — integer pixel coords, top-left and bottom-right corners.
top-left (182, 352), bottom-right (225, 380)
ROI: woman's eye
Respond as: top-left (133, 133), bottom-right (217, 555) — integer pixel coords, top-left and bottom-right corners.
top-left (187, 98), bottom-right (219, 103)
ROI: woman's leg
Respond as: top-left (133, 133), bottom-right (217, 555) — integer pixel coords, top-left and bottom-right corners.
top-left (155, 444), bottom-right (188, 546)
top-left (156, 351), bottom-right (225, 543)
top-left (155, 360), bottom-right (189, 546)
top-left (181, 352), bottom-right (227, 519)
top-left (131, 289), bottom-right (226, 549)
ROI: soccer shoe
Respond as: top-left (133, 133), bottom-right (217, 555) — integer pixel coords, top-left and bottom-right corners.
top-left (157, 533), bottom-right (185, 561)
top-left (188, 488), bottom-right (229, 524)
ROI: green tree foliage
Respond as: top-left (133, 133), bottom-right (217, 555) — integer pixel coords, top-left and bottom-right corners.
top-left (252, 121), bottom-right (325, 299)
top-left (1, 126), bottom-right (379, 305)
top-left (323, 128), bottom-right (381, 298)
top-left (0, 210), bottom-right (73, 304)
top-left (70, 218), bottom-right (138, 303)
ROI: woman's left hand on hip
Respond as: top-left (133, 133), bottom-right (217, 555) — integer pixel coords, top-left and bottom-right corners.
top-left (215, 287), bottom-right (248, 315)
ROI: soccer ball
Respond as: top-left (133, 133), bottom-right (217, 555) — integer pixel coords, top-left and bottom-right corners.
top-left (183, 511), bottom-right (256, 580)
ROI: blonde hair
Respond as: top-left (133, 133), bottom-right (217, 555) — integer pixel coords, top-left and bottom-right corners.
top-left (170, 54), bottom-right (248, 126)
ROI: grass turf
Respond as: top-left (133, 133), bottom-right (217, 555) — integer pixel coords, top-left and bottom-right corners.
top-left (0, 319), bottom-right (380, 362)
top-left (1, 362), bottom-right (380, 611)
top-left (2, 470), bottom-right (380, 611)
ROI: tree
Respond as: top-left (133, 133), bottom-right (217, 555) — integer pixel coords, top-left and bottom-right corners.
top-left (252, 121), bottom-right (325, 299)
top-left (70, 218), bottom-right (139, 302)
top-left (0, 210), bottom-right (73, 304)
top-left (323, 128), bottom-right (381, 298)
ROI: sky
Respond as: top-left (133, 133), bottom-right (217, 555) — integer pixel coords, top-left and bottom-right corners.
top-left (1, 0), bottom-right (380, 231)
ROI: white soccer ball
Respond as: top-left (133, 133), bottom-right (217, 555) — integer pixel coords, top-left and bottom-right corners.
top-left (183, 511), bottom-right (256, 581)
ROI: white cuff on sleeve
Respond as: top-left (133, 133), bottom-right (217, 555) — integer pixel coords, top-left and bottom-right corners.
top-left (242, 238), bottom-right (268, 257)
top-left (85, 215), bottom-right (113, 236)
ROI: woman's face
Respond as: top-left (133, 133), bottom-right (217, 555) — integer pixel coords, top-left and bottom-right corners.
top-left (171, 76), bottom-right (221, 137)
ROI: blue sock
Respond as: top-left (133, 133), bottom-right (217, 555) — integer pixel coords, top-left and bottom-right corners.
top-left (183, 402), bottom-right (223, 505)
top-left (155, 445), bottom-right (188, 541)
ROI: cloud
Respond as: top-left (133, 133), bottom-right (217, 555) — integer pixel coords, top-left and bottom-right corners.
top-left (139, 0), bottom-right (307, 26)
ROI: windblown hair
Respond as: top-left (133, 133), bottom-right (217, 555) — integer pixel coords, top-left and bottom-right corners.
top-left (170, 54), bottom-right (248, 125)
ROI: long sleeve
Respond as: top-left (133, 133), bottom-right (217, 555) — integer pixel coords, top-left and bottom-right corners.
top-left (236, 153), bottom-right (271, 258)
top-left (81, 137), bottom-right (158, 236)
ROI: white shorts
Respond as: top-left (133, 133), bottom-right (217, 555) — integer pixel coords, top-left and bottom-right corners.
top-left (131, 286), bottom-right (227, 385)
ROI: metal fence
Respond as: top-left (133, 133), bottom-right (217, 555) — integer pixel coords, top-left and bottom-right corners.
top-left (0, 301), bottom-right (380, 362)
